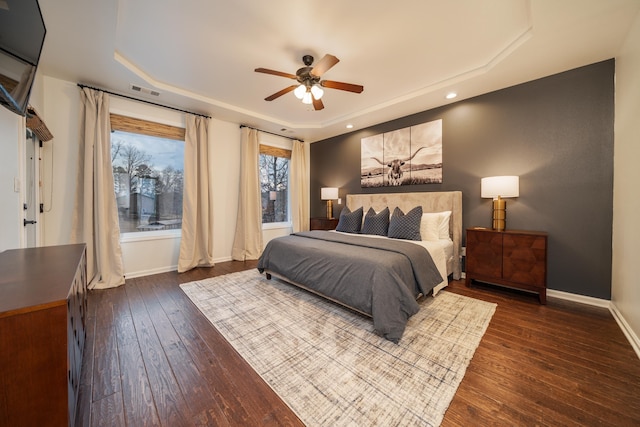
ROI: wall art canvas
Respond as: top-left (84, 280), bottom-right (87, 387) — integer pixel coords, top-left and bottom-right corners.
top-left (361, 119), bottom-right (442, 187)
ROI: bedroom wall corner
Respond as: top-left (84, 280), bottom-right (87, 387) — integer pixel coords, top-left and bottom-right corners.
top-left (612, 10), bottom-right (640, 356)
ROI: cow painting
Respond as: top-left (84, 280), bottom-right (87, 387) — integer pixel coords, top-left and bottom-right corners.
top-left (360, 119), bottom-right (442, 187)
top-left (370, 146), bottom-right (427, 186)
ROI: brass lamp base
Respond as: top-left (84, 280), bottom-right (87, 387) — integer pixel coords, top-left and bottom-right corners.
top-left (492, 196), bottom-right (506, 231)
top-left (326, 200), bottom-right (334, 219)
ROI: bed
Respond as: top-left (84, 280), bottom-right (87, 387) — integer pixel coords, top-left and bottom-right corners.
top-left (257, 191), bottom-right (462, 342)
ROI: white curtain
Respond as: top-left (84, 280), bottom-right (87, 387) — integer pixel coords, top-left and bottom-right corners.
top-left (178, 115), bottom-right (215, 272)
top-left (290, 139), bottom-right (310, 232)
top-left (71, 88), bottom-right (125, 289)
top-left (231, 127), bottom-right (263, 260)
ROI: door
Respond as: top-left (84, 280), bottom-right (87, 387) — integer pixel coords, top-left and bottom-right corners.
top-left (23, 129), bottom-right (39, 247)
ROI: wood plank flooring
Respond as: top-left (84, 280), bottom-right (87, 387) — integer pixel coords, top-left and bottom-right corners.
top-left (76, 261), bottom-right (640, 426)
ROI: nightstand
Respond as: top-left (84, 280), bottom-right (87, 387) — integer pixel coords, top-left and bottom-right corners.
top-left (465, 227), bottom-right (548, 304)
top-left (310, 217), bottom-right (339, 230)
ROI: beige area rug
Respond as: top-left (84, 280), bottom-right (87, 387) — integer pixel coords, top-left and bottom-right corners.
top-left (180, 270), bottom-right (496, 427)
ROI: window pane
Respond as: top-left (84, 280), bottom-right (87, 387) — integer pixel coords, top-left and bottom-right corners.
top-left (259, 153), bottom-right (289, 223)
top-left (111, 130), bottom-right (184, 233)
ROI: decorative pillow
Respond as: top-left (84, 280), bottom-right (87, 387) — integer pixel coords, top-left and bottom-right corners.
top-left (335, 206), bottom-right (363, 234)
top-left (420, 211), bottom-right (452, 241)
top-left (388, 206), bottom-right (423, 241)
top-left (361, 207), bottom-right (390, 236)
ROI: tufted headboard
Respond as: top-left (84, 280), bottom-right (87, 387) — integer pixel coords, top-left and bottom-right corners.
top-left (346, 191), bottom-right (463, 280)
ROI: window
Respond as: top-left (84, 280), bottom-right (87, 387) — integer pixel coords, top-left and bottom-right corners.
top-left (259, 144), bottom-right (290, 224)
top-left (110, 114), bottom-right (185, 233)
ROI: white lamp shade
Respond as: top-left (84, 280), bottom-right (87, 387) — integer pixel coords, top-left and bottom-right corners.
top-left (310, 84), bottom-right (324, 100)
top-left (481, 176), bottom-right (519, 199)
top-left (321, 187), bottom-right (339, 200)
top-left (294, 84), bottom-right (306, 99)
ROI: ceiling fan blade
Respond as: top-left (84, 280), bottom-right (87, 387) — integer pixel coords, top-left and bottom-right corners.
top-left (310, 54), bottom-right (339, 77)
top-left (313, 97), bottom-right (324, 111)
top-left (321, 80), bottom-right (364, 93)
top-left (265, 85), bottom-right (298, 101)
top-left (255, 68), bottom-right (297, 80)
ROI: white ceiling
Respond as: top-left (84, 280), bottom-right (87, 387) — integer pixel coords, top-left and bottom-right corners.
top-left (37, 0), bottom-right (640, 142)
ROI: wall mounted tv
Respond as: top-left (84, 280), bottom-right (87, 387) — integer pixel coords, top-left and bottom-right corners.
top-left (0, 0), bottom-right (46, 116)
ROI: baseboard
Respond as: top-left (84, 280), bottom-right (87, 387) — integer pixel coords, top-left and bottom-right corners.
top-left (125, 257), bottom-right (235, 279)
top-left (547, 289), bottom-right (640, 360)
top-left (125, 264), bottom-right (178, 279)
top-left (609, 302), bottom-right (640, 360)
top-left (546, 289), bottom-right (611, 308)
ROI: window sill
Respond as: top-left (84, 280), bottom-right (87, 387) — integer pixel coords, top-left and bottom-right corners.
top-left (120, 229), bottom-right (181, 243)
top-left (262, 222), bottom-right (292, 231)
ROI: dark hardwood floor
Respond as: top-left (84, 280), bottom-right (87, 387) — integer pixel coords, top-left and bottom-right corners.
top-left (76, 261), bottom-right (640, 426)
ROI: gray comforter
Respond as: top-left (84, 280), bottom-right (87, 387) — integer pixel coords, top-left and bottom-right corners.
top-left (257, 231), bottom-right (443, 343)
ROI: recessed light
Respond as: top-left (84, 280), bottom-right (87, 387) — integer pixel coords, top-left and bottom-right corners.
top-left (446, 92), bottom-right (457, 99)
top-left (346, 124), bottom-right (354, 129)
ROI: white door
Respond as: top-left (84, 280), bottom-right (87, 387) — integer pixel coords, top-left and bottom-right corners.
top-left (23, 129), bottom-right (39, 247)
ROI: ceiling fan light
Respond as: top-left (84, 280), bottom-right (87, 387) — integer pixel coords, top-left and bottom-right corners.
top-left (294, 84), bottom-right (306, 99)
top-left (310, 84), bottom-right (324, 100)
top-left (302, 91), bottom-right (313, 104)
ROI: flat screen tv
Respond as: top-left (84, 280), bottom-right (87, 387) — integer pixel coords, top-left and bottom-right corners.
top-left (0, 0), bottom-right (46, 116)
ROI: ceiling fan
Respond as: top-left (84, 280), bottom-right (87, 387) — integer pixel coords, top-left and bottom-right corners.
top-left (255, 54), bottom-right (364, 110)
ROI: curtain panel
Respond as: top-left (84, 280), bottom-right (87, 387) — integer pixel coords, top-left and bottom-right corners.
top-left (290, 140), bottom-right (310, 232)
top-left (178, 115), bottom-right (215, 272)
top-left (71, 87), bottom-right (125, 289)
top-left (231, 127), bottom-right (263, 260)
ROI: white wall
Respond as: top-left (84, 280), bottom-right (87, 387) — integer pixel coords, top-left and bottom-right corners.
top-left (40, 77), bottom-right (80, 246)
top-left (36, 75), bottom-right (278, 277)
top-left (612, 10), bottom-right (640, 355)
top-left (0, 108), bottom-right (22, 251)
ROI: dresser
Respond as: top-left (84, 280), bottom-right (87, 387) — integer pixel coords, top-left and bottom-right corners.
top-left (310, 217), bottom-right (339, 230)
top-left (465, 228), bottom-right (547, 303)
top-left (0, 244), bottom-right (87, 426)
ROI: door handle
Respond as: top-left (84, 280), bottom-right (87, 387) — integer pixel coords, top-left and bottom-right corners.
top-left (23, 219), bottom-right (37, 226)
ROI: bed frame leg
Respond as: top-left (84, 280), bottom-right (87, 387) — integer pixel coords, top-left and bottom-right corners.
top-left (266, 273), bottom-right (272, 280)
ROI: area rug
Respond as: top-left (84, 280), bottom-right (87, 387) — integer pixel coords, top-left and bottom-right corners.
top-left (180, 270), bottom-right (496, 426)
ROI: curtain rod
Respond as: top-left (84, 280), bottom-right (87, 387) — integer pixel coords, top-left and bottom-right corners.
top-left (77, 83), bottom-right (211, 119)
top-left (239, 124), bottom-right (302, 142)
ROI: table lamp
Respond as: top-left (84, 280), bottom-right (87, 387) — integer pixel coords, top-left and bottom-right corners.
top-left (321, 187), bottom-right (339, 219)
top-left (481, 176), bottom-right (519, 231)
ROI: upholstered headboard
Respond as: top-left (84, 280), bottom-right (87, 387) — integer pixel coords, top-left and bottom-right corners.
top-left (346, 191), bottom-right (463, 280)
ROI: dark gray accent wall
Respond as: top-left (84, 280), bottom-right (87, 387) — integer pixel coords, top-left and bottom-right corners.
top-left (310, 59), bottom-right (614, 299)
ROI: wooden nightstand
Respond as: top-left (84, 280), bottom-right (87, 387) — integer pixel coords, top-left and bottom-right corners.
top-left (310, 217), bottom-right (339, 230)
top-left (465, 227), bottom-right (548, 304)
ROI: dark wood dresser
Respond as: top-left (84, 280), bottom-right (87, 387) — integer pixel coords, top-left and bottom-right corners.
top-left (465, 228), bottom-right (548, 303)
top-left (310, 217), bottom-right (339, 230)
top-left (0, 244), bottom-right (87, 426)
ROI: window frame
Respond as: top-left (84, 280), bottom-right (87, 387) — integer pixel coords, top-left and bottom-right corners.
top-left (110, 113), bottom-right (186, 240)
top-left (258, 134), bottom-right (293, 229)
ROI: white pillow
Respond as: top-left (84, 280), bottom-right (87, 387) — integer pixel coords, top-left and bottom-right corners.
top-left (437, 211), bottom-right (452, 239)
top-left (420, 211), bottom-right (452, 241)
top-left (420, 213), bottom-right (440, 241)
